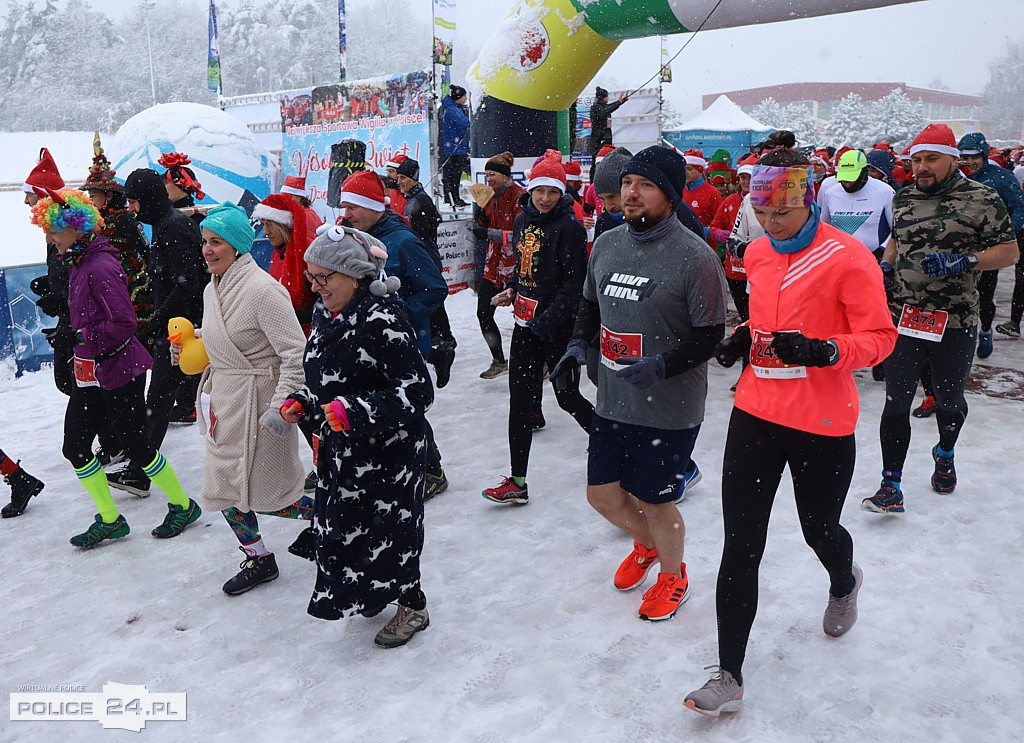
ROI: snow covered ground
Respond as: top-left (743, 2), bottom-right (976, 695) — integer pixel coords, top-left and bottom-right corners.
top-left (2, 287), bottom-right (1023, 741)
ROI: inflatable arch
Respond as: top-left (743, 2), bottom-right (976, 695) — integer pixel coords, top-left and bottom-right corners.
top-left (468, 0), bottom-right (924, 156)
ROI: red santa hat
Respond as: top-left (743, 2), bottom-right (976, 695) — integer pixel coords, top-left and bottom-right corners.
top-left (23, 148), bottom-right (65, 198)
top-left (899, 145), bottom-right (912, 162)
top-left (280, 175), bottom-right (307, 197)
top-left (527, 157), bottom-right (566, 193)
top-left (683, 149), bottom-right (707, 170)
top-left (252, 192), bottom-right (300, 228)
top-left (736, 154), bottom-right (759, 176)
top-left (909, 123), bottom-right (960, 158)
top-left (385, 154), bottom-right (408, 170)
top-left (563, 160), bottom-right (582, 178)
top-left (594, 144), bottom-right (616, 165)
top-left (338, 169), bottom-right (388, 211)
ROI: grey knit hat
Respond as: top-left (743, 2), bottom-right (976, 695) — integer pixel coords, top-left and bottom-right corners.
top-left (592, 146), bottom-right (633, 196)
top-left (304, 225), bottom-right (401, 296)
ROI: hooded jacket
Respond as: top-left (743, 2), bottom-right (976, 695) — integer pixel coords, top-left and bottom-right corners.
top-left (368, 211), bottom-right (448, 353)
top-left (440, 95), bottom-right (470, 157)
top-left (958, 133), bottom-right (1024, 231)
top-left (510, 193), bottom-right (588, 339)
top-left (124, 168), bottom-right (208, 329)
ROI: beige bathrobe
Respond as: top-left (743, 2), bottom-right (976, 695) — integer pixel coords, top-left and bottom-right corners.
top-left (195, 253), bottom-right (307, 513)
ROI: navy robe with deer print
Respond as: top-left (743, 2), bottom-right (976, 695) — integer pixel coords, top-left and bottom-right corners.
top-left (291, 288), bottom-right (433, 619)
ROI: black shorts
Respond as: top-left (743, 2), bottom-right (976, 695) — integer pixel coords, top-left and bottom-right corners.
top-left (587, 413), bottom-right (700, 504)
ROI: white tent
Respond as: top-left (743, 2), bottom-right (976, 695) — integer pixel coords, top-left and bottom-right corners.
top-left (664, 95), bottom-right (774, 161)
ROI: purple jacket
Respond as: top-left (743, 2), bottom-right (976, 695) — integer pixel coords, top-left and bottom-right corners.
top-left (68, 234), bottom-right (152, 389)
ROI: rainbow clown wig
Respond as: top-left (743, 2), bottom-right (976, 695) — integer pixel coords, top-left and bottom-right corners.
top-left (31, 188), bottom-right (103, 235)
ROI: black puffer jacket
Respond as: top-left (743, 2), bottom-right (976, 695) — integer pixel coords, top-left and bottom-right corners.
top-left (124, 168), bottom-right (207, 328)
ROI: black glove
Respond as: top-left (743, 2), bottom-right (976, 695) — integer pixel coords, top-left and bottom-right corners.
top-left (770, 332), bottom-right (836, 367)
top-left (879, 261), bottom-right (894, 291)
top-left (726, 238), bottom-right (748, 260)
top-left (30, 275), bottom-right (49, 296)
top-left (550, 338), bottom-right (588, 392)
top-left (470, 222), bottom-right (488, 240)
top-left (714, 326), bottom-right (751, 368)
top-left (43, 325), bottom-right (82, 349)
top-left (136, 321), bottom-right (161, 350)
top-left (35, 293), bottom-right (68, 318)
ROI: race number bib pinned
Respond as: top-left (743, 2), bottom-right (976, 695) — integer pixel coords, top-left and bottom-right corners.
top-left (898, 304), bottom-right (948, 342)
top-left (513, 294), bottom-right (539, 327)
top-left (600, 326), bottom-right (643, 370)
top-left (750, 329), bottom-right (807, 379)
top-left (73, 356), bottom-right (100, 387)
top-left (311, 433), bottom-right (320, 468)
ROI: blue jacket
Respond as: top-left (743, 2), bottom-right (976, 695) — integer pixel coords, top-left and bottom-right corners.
top-left (971, 163), bottom-right (1024, 232)
top-left (440, 95), bottom-right (470, 157)
top-left (369, 211), bottom-right (448, 353)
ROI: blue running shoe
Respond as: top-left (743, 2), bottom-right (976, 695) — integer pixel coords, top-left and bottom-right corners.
top-left (674, 462), bottom-right (702, 504)
top-left (977, 330), bottom-right (993, 359)
top-left (931, 445), bottom-right (957, 494)
top-left (861, 482), bottom-right (904, 514)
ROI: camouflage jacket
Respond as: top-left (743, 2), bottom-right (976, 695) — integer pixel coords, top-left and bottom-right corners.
top-left (890, 172), bottom-right (1016, 328)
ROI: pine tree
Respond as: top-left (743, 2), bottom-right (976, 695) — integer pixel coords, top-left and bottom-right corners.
top-left (777, 102), bottom-right (819, 146)
top-left (867, 88), bottom-right (926, 149)
top-left (825, 93), bottom-right (871, 149)
top-left (750, 97), bottom-right (783, 128)
top-left (982, 40), bottom-right (1024, 140)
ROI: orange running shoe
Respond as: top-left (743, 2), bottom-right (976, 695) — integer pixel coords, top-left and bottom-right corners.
top-left (638, 567), bottom-right (690, 621)
top-left (613, 541), bottom-right (660, 591)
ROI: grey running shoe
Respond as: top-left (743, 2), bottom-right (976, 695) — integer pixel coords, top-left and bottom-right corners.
top-left (479, 360), bottom-right (508, 379)
top-left (684, 666), bottom-right (744, 717)
top-left (995, 321), bottom-right (1020, 338)
top-left (823, 562), bottom-right (862, 638)
top-left (374, 605), bottom-right (430, 648)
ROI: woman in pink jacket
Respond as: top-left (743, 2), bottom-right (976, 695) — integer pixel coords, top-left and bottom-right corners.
top-left (684, 150), bottom-right (897, 716)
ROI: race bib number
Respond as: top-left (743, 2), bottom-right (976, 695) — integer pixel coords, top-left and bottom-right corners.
top-left (750, 329), bottom-right (807, 379)
top-left (73, 356), bottom-right (99, 387)
top-left (513, 294), bottom-right (538, 327)
top-left (312, 433), bottom-right (320, 469)
top-left (898, 304), bottom-right (948, 342)
top-left (600, 326), bottom-right (643, 370)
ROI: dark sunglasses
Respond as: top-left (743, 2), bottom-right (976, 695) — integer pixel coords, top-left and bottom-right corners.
top-left (304, 270), bottom-right (339, 286)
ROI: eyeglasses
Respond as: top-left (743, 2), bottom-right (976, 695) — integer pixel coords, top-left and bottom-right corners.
top-left (304, 270), bottom-right (339, 286)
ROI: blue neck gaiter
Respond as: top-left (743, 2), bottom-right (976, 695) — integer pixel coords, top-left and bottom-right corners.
top-left (608, 210), bottom-right (625, 224)
top-left (687, 176), bottom-right (705, 191)
top-left (768, 203), bottom-right (821, 255)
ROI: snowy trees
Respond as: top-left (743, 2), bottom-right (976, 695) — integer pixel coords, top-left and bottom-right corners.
top-left (750, 97), bottom-right (783, 129)
top-left (982, 41), bottom-right (1024, 140)
top-left (824, 93), bottom-right (872, 149)
top-left (867, 88), bottom-right (926, 148)
top-left (0, 0), bottom-right (434, 133)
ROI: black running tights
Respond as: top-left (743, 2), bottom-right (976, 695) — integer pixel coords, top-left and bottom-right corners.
top-left (508, 324), bottom-right (592, 478)
top-left (978, 269), bottom-right (998, 332)
top-left (880, 327), bottom-right (976, 471)
top-left (716, 408), bottom-right (856, 685)
top-left (477, 279), bottom-right (506, 364)
top-left (63, 375), bottom-right (156, 471)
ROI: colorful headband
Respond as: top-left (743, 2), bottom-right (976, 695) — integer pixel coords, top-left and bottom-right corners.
top-left (748, 166), bottom-right (814, 208)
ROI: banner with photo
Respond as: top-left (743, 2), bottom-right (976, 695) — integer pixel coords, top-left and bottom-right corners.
top-left (207, 0), bottom-right (221, 94)
top-left (432, 0), bottom-right (457, 66)
top-left (279, 69), bottom-right (433, 222)
top-left (338, 0), bottom-right (347, 83)
top-left (660, 36), bottom-right (672, 83)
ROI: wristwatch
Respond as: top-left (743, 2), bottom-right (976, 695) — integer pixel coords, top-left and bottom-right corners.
top-left (965, 253), bottom-right (980, 270)
top-left (826, 340), bottom-right (840, 366)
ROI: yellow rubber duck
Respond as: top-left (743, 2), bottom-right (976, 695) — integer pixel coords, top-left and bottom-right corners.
top-left (167, 317), bottom-right (209, 375)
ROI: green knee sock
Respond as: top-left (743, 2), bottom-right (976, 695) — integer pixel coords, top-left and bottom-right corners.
top-left (75, 457), bottom-right (119, 523)
top-left (142, 452), bottom-right (191, 508)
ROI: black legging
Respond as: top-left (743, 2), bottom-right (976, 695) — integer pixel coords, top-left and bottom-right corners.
top-left (429, 304), bottom-right (455, 346)
top-left (63, 375), bottom-right (156, 471)
top-left (726, 278), bottom-right (749, 323)
top-left (508, 324), bottom-right (592, 478)
top-left (880, 327), bottom-right (976, 471)
top-left (1009, 256), bottom-right (1024, 326)
top-left (145, 338), bottom-right (189, 450)
top-left (477, 279), bottom-right (506, 364)
top-left (716, 408), bottom-right (856, 684)
top-left (442, 154), bottom-right (469, 204)
top-left (978, 269), bottom-right (998, 332)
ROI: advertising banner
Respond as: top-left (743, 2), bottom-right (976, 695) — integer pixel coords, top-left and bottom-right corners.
top-left (0, 264), bottom-right (56, 376)
top-left (437, 219), bottom-right (475, 294)
top-left (432, 0), bottom-right (457, 66)
top-left (574, 87), bottom-right (661, 157)
top-left (338, 0), bottom-right (347, 83)
top-left (660, 36), bottom-right (672, 83)
top-left (280, 69), bottom-right (433, 222)
top-left (207, 0), bottom-right (221, 94)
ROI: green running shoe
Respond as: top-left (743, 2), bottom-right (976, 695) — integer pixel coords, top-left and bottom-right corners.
top-left (70, 514), bottom-right (130, 548)
top-left (151, 499), bottom-right (202, 538)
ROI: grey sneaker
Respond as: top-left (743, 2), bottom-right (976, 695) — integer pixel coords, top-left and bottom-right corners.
top-left (374, 604), bottom-right (430, 648)
top-left (684, 666), bottom-right (744, 717)
top-left (479, 360), bottom-right (508, 379)
top-left (823, 562), bottom-right (862, 638)
top-left (995, 321), bottom-right (1020, 338)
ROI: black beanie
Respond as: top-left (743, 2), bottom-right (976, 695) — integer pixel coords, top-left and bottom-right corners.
top-left (449, 85), bottom-right (467, 100)
top-left (619, 146), bottom-right (685, 207)
top-left (396, 158), bottom-right (420, 181)
top-left (596, 86), bottom-right (609, 99)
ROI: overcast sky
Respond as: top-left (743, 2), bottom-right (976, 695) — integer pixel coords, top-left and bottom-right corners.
top-left (13, 0), bottom-right (1015, 118)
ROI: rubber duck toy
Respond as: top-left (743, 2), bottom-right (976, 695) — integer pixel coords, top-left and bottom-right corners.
top-left (167, 317), bottom-right (209, 375)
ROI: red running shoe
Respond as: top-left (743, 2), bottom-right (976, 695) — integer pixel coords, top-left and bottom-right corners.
top-left (481, 477), bottom-right (529, 505)
top-left (638, 568), bottom-right (690, 621)
top-left (613, 541), bottom-right (660, 591)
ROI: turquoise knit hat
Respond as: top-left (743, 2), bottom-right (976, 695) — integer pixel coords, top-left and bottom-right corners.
top-left (202, 201), bottom-right (255, 254)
